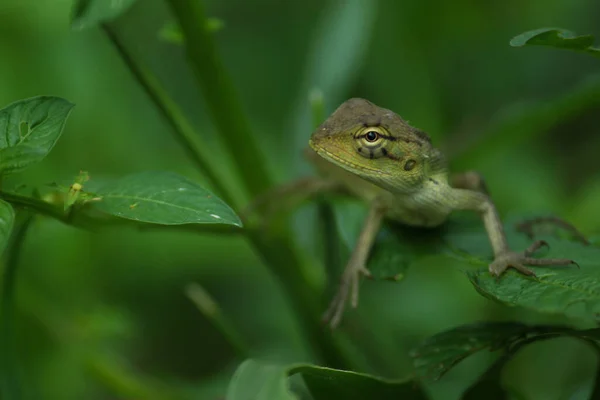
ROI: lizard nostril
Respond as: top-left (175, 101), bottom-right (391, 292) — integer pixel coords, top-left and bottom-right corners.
top-left (404, 159), bottom-right (417, 171)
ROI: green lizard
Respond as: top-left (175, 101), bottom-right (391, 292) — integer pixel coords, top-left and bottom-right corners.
top-left (249, 98), bottom-right (579, 328)
top-left (311, 98), bottom-right (581, 328)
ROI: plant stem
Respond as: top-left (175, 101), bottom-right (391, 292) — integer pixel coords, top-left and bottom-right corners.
top-left (310, 88), bottom-right (325, 129)
top-left (0, 191), bottom-right (102, 231)
top-left (587, 341), bottom-right (600, 399)
top-left (248, 229), bottom-right (348, 367)
top-left (104, 2), bottom-right (350, 368)
top-left (86, 354), bottom-right (181, 400)
top-left (0, 191), bottom-right (66, 222)
top-left (166, 0), bottom-right (350, 367)
top-left (0, 213), bottom-right (32, 400)
top-left (101, 24), bottom-right (234, 207)
top-left (185, 283), bottom-right (250, 359)
top-left (165, 0), bottom-right (273, 198)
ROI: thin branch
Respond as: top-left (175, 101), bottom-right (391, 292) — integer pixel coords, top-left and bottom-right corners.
top-left (185, 282), bottom-right (250, 358)
top-left (103, 3), bottom-right (351, 368)
top-left (101, 24), bottom-right (234, 207)
top-left (165, 0), bottom-right (273, 197)
top-left (0, 213), bottom-right (32, 400)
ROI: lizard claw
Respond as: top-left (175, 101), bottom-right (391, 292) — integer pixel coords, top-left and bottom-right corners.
top-left (322, 265), bottom-right (372, 329)
top-left (489, 241), bottom-right (577, 278)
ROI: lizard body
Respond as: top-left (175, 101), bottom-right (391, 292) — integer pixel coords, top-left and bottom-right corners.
top-left (307, 98), bottom-right (577, 328)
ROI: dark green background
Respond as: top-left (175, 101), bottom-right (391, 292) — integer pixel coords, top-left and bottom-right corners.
top-left (1, 0), bottom-right (600, 398)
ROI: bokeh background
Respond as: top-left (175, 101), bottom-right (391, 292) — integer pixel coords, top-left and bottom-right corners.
top-left (1, 0), bottom-right (600, 399)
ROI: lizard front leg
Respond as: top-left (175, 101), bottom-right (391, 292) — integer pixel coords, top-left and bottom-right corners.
top-left (447, 180), bottom-right (577, 277)
top-left (322, 198), bottom-right (387, 328)
top-left (451, 172), bottom-right (587, 245)
top-left (450, 170), bottom-right (490, 195)
top-left (241, 177), bottom-right (345, 225)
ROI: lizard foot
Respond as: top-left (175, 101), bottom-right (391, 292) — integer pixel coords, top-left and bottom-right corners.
top-left (489, 240), bottom-right (579, 277)
top-left (322, 264), bottom-right (372, 329)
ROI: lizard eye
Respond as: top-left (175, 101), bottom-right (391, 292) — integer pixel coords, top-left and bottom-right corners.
top-left (404, 159), bottom-right (417, 171)
top-left (365, 131), bottom-right (379, 142)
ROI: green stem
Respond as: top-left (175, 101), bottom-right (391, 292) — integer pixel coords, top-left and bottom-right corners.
top-left (310, 89), bottom-right (325, 129)
top-left (185, 283), bottom-right (250, 358)
top-left (247, 229), bottom-right (347, 367)
top-left (0, 191), bottom-right (103, 232)
top-left (104, 4), bottom-right (350, 368)
top-left (86, 354), bottom-right (181, 400)
top-left (1, 214), bottom-right (33, 400)
top-left (0, 191), bottom-right (66, 222)
top-left (587, 341), bottom-right (600, 400)
top-left (165, 0), bottom-right (273, 197)
top-left (101, 24), bottom-right (234, 207)
top-left (164, 0), bottom-right (348, 366)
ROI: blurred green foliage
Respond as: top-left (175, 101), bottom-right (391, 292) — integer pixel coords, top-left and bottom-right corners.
top-left (1, 0), bottom-right (600, 399)
top-left (510, 28), bottom-right (600, 59)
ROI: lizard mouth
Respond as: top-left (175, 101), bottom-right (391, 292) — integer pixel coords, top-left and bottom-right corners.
top-left (309, 139), bottom-right (392, 177)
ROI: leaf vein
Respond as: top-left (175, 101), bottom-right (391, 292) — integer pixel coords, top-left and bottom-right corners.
top-left (101, 193), bottom-right (217, 215)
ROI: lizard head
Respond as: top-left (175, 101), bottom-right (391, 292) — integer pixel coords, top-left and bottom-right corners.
top-left (309, 98), bottom-right (441, 194)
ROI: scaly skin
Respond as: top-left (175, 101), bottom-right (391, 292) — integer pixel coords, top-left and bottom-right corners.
top-left (309, 98), bottom-right (577, 328)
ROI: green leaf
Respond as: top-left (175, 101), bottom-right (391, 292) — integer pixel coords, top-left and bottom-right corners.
top-left (411, 322), bottom-right (600, 400)
top-left (0, 96), bottom-right (74, 175)
top-left (510, 28), bottom-right (600, 59)
top-left (291, 365), bottom-right (428, 400)
top-left (227, 360), bottom-right (296, 400)
top-left (300, 0), bottom-right (377, 101)
top-left (369, 223), bottom-right (447, 280)
top-left (91, 171), bottom-right (242, 226)
top-left (331, 198), bottom-right (450, 280)
top-left (441, 215), bottom-right (600, 321)
top-left (158, 19), bottom-right (224, 45)
top-left (410, 322), bottom-right (531, 380)
top-left (410, 322), bottom-right (596, 382)
top-left (0, 200), bottom-right (15, 255)
top-left (226, 360), bottom-right (426, 400)
top-left (71, 0), bottom-right (138, 30)
top-left (468, 240), bottom-right (600, 319)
